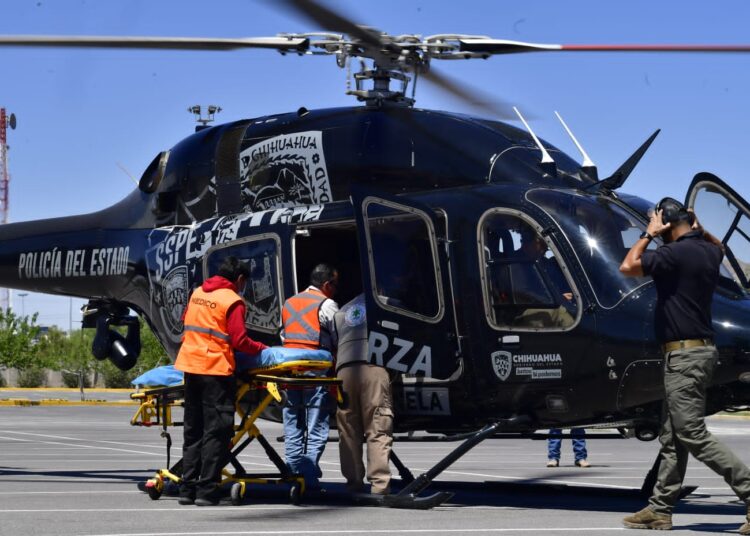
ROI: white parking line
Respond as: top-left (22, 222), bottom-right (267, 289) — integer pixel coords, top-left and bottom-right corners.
top-left (84, 529), bottom-right (626, 536)
top-left (0, 506), bottom-right (301, 513)
top-left (0, 435), bottom-right (162, 456)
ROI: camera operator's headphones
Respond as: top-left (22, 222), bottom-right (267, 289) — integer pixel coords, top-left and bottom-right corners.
top-left (655, 197), bottom-right (695, 226)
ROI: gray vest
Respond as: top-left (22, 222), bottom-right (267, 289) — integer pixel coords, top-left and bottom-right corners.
top-left (334, 294), bottom-right (369, 372)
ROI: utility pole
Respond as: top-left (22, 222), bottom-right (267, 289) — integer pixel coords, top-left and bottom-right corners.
top-left (0, 109), bottom-right (16, 313)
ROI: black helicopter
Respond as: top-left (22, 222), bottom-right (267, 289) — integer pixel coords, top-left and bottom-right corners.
top-left (2, 0), bottom-right (750, 503)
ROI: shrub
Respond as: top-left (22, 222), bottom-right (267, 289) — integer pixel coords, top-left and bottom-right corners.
top-left (61, 370), bottom-right (91, 388)
top-left (17, 367), bottom-right (47, 388)
top-left (101, 362), bottom-right (137, 388)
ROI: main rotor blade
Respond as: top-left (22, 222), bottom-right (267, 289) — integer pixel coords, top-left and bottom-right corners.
top-left (421, 67), bottom-right (518, 120)
top-left (459, 39), bottom-right (750, 55)
top-left (279, 0), bottom-right (383, 49)
top-left (0, 35), bottom-right (309, 52)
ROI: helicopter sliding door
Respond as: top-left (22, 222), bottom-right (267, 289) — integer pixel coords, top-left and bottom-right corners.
top-left (686, 172), bottom-right (750, 291)
top-left (353, 192), bottom-right (459, 380)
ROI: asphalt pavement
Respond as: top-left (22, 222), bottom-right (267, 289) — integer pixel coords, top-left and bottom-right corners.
top-left (1, 402), bottom-right (749, 536)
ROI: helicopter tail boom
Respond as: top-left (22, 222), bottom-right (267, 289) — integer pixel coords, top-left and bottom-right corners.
top-left (0, 211), bottom-right (141, 301)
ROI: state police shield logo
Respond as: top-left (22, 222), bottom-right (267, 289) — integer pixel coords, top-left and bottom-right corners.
top-left (491, 351), bottom-right (513, 382)
top-left (161, 266), bottom-right (188, 335)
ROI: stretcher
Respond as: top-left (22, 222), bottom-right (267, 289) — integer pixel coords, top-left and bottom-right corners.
top-left (131, 357), bottom-right (341, 505)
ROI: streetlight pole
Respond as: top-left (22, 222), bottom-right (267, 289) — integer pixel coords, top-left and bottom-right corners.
top-left (18, 292), bottom-right (27, 317)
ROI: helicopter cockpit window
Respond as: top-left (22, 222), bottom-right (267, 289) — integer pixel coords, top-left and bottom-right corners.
top-left (364, 201), bottom-right (442, 321)
top-left (204, 235), bottom-right (283, 333)
top-left (480, 212), bottom-right (578, 330)
top-left (528, 190), bottom-right (657, 308)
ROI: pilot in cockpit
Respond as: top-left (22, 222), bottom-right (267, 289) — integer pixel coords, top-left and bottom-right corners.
top-left (508, 229), bottom-right (576, 329)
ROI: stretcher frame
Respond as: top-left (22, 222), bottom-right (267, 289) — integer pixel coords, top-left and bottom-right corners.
top-left (131, 360), bottom-right (342, 505)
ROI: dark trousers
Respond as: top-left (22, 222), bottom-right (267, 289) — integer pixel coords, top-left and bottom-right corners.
top-left (649, 345), bottom-right (750, 513)
top-left (180, 372), bottom-right (236, 499)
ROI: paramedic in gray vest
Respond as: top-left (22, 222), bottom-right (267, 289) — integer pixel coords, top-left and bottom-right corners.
top-left (335, 293), bottom-right (394, 495)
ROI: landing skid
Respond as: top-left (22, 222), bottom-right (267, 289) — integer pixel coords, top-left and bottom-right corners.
top-left (377, 416), bottom-right (529, 509)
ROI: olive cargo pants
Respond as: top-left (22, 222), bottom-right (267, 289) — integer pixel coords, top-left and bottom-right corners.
top-left (649, 345), bottom-right (750, 514)
top-left (336, 364), bottom-right (394, 494)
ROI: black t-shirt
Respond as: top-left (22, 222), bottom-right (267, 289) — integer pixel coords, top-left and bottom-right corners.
top-left (641, 231), bottom-right (723, 343)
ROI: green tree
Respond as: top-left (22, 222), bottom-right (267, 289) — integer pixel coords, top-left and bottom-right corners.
top-left (0, 308), bottom-right (42, 373)
top-left (35, 327), bottom-right (94, 388)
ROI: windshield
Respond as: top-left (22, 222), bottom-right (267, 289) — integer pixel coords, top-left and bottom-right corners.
top-left (528, 189), bottom-right (656, 308)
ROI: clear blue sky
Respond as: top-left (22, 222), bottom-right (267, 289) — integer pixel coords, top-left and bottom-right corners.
top-left (1, 0), bottom-right (749, 328)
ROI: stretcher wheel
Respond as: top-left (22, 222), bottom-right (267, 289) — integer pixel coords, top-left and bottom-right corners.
top-left (289, 483), bottom-right (302, 505)
top-left (144, 475), bottom-right (163, 500)
top-left (230, 482), bottom-right (245, 506)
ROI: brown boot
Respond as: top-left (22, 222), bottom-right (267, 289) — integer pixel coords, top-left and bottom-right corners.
top-left (623, 506), bottom-right (672, 530)
top-left (739, 504), bottom-right (750, 535)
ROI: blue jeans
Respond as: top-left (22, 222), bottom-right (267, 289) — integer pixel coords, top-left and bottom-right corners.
top-left (547, 428), bottom-right (587, 461)
top-left (283, 385), bottom-right (330, 488)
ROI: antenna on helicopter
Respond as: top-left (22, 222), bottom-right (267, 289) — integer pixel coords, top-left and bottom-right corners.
top-left (513, 107), bottom-right (557, 177)
top-left (554, 111), bottom-right (598, 181)
top-left (188, 105), bottom-right (222, 132)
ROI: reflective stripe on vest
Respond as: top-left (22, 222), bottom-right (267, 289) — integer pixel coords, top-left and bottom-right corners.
top-left (183, 324), bottom-right (230, 342)
top-left (174, 286), bottom-right (242, 375)
top-left (282, 289), bottom-right (325, 349)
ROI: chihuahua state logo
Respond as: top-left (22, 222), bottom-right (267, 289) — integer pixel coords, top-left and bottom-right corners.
top-left (239, 130), bottom-right (332, 211)
top-left (491, 351), bottom-right (513, 382)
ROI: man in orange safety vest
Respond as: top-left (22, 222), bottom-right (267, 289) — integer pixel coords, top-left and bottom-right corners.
top-left (174, 256), bottom-right (268, 506)
top-left (281, 263), bottom-right (339, 490)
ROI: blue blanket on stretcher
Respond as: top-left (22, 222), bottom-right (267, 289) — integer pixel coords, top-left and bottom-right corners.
top-left (130, 348), bottom-right (333, 387)
top-left (131, 365), bottom-right (184, 387)
top-left (235, 346), bottom-right (333, 372)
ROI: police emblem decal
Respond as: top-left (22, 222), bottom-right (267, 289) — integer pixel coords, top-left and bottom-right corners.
top-left (491, 351), bottom-right (513, 381)
top-left (345, 303), bottom-right (366, 327)
top-left (161, 266), bottom-right (188, 335)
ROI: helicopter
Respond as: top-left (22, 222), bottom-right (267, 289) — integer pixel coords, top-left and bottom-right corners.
top-left (2, 0), bottom-right (750, 504)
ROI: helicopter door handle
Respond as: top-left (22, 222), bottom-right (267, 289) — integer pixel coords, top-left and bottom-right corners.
top-left (379, 320), bottom-right (400, 332)
top-left (499, 334), bottom-right (520, 348)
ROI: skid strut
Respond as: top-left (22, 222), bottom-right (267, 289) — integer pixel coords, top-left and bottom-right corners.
top-left (375, 416), bottom-right (528, 509)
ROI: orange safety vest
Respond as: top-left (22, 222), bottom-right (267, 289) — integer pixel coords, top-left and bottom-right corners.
top-left (282, 288), bottom-right (326, 350)
top-left (174, 287), bottom-right (243, 376)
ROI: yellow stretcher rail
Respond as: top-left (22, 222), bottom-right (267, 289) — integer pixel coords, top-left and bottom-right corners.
top-left (131, 360), bottom-right (342, 505)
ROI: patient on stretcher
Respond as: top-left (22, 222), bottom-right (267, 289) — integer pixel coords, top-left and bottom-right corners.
top-left (234, 346), bottom-right (333, 375)
top-left (131, 348), bottom-right (333, 390)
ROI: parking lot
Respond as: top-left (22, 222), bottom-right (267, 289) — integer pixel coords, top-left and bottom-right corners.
top-left (1, 403), bottom-right (749, 535)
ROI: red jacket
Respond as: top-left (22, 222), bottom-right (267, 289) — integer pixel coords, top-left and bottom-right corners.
top-left (192, 275), bottom-right (267, 356)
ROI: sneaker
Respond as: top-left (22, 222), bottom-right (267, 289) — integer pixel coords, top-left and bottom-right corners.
top-left (194, 496), bottom-right (220, 507)
top-left (739, 504), bottom-right (750, 535)
top-left (575, 459), bottom-right (591, 468)
top-left (623, 506), bottom-right (672, 530)
top-left (546, 459), bottom-right (559, 467)
top-left (177, 495), bottom-right (195, 506)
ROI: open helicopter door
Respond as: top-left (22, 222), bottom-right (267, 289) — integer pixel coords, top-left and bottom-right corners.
top-left (686, 172), bottom-right (750, 290)
top-left (352, 191), bottom-right (460, 380)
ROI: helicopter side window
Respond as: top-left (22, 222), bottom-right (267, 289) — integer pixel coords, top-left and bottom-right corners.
top-left (204, 235), bottom-right (283, 333)
top-left (481, 212), bottom-right (577, 330)
top-left (365, 202), bottom-right (442, 321)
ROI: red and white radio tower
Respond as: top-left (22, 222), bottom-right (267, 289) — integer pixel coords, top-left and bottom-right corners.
top-left (0, 108), bottom-right (16, 312)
